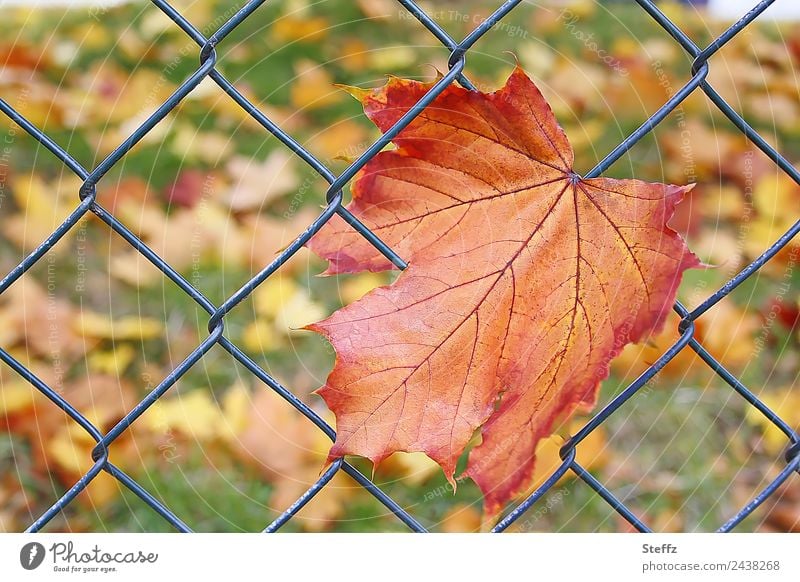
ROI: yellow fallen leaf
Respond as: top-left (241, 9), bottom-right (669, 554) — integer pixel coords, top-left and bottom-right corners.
top-left (657, 0), bottom-right (691, 27)
top-left (0, 381), bottom-right (36, 415)
top-left (3, 89), bottom-right (61, 129)
top-left (643, 38), bottom-right (681, 66)
top-left (0, 309), bottom-right (20, 346)
top-left (5, 174), bottom-right (79, 253)
top-left (697, 184), bottom-right (746, 222)
top-left (75, 312), bottom-right (164, 341)
top-left (339, 273), bottom-right (388, 304)
top-left (67, 21), bottom-right (111, 51)
top-left (253, 276), bottom-right (299, 319)
top-left (47, 431), bottom-right (122, 508)
top-left (696, 300), bottom-right (759, 370)
top-left (561, 119), bottom-right (604, 155)
top-left (219, 382), bottom-right (252, 443)
top-left (143, 391), bottom-right (224, 442)
top-left (747, 389), bottom-right (800, 455)
top-left (110, 251), bottom-right (163, 287)
top-left (691, 229), bottom-right (743, 277)
top-left (745, 220), bottom-right (799, 263)
top-left (379, 451), bottom-right (440, 486)
top-left (185, 202), bottom-right (249, 268)
top-left (290, 60), bottom-right (343, 111)
top-left (356, 0), bottom-right (396, 20)
top-left (753, 173), bottom-right (798, 231)
top-left (274, 292), bottom-right (326, 333)
top-left (241, 319), bottom-right (280, 353)
top-left (139, 7), bottom-right (177, 39)
top-left (563, 0), bottom-right (596, 19)
top-left (47, 432), bottom-right (92, 474)
top-left (87, 345), bottom-right (136, 376)
top-left (188, 82), bottom-right (290, 131)
top-left (306, 119), bottom-right (369, 163)
top-left (611, 36), bottom-right (641, 60)
top-left (338, 38), bottom-right (370, 72)
top-left (524, 421), bottom-right (609, 495)
top-left (366, 46), bottom-right (416, 71)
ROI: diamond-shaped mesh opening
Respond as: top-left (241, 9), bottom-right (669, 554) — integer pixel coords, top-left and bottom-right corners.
top-left (0, 0), bottom-right (797, 533)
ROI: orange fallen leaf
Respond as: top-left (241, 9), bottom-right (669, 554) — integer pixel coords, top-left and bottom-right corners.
top-left (307, 67), bottom-right (698, 515)
top-left (439, 503), bottom-right (484, 533)
top-left (290, 60), bottom-right (344, 112)
top-left (233, 387), bottom-right (357, 531)
top-left (0, 279), bottom-right (90, 362)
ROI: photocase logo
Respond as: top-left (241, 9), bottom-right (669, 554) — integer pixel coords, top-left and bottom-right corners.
top-left (20, 542), bottom-right (46, 570)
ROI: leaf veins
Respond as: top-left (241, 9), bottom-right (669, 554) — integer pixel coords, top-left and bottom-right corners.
top-left (306, 67), bottom-right (699, 515)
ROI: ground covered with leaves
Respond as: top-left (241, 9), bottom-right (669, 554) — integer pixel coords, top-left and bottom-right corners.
top-left (0, 0), bottom-right (798, 532)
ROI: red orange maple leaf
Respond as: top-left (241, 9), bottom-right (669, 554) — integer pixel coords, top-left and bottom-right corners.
top-left (307, 67), bottom-right (699, 515)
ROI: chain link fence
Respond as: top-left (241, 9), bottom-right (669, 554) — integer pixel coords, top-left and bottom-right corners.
top-left (0, 0), bottom-right (798, 533)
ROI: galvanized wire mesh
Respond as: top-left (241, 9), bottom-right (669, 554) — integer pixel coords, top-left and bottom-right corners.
top-left (0, 0), bottom-right (798, 533)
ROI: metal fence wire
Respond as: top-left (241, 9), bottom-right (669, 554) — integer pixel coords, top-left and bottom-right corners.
top-left (1, 0), bottom-right (799, 534)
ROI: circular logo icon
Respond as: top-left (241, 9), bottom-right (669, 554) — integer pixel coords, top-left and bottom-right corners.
top-left (20, 542), bottom-right (46, 570)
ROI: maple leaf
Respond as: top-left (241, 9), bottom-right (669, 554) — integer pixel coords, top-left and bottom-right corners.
top-left (306, 67), bottom-right (699, 514)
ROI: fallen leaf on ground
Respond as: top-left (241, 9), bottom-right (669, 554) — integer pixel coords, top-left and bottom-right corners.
top-left (439, 504), bottom-right (484, 533)
top-left (746, 388), bottom-right (800, 455)
top-left (233, 387), bottom-right (356, 531)
top-left (75, 312), bottom-right (164, 341)
top-left (224, 151), bottom-right (299, 212)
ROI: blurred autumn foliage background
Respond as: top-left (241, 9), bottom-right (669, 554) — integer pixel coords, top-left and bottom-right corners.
top-left (0, 0), bottom-right (798, 532)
